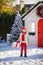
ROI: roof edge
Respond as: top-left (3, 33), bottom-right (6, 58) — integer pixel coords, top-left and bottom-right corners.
top-left (21, 1), bottom-right (43, 19)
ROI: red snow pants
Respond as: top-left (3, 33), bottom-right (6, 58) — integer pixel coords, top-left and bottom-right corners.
top-left (20, 42), bottom-right (27, 56)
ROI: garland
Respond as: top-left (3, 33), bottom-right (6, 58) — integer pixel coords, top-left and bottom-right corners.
top-left (36, 5), bottom-right (43, 17)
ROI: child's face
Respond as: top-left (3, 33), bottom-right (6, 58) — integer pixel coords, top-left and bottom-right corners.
top-left (22, 29), bottom-right (26, 32)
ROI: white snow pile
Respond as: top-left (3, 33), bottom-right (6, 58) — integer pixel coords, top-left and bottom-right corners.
top-left (0, 43), bottom-right (43, 65)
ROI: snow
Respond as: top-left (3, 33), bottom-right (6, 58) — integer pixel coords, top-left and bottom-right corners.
top-left (0, 43), bottom-right (43, 65)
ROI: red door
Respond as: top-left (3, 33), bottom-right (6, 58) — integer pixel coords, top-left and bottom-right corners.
top-left (38, 19), bottom-right (43, 47)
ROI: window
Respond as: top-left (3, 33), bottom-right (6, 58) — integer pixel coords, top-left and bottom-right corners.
top-left (31, 23), bottom-right (35, 32)
top-left (30, 23), bottom-right (35, 32)
top-left (29, 23), bottom-right (35, 35)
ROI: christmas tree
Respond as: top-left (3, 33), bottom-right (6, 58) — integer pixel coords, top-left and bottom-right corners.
top-left (9, 13), bottom-right (22, 45)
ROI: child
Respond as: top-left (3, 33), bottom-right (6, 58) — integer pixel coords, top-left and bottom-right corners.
top-left (20, 26), bottom-right (28, 57)
top-left (16, 26), bottom-right (28, 57)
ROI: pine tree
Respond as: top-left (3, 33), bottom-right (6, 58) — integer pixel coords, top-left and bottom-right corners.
top-left (9, 13), bottom-right (22, 45)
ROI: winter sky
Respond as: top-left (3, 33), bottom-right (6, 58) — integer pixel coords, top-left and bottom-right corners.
top-left (15, 0), bottom-right (43, 4)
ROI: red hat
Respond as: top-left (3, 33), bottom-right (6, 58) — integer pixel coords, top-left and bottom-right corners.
top-left (22, 26), bottom-right (26, 30)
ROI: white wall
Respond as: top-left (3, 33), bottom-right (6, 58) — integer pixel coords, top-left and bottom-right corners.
top-left (23, 4), bottom-right (42, 48)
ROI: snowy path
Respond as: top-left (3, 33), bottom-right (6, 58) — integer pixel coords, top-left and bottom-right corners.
top-left (0, 43), bottom-right (43, 65)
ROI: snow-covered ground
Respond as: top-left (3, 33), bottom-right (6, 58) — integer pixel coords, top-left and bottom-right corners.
top-left (0, 43), bottom-right (43, 65)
